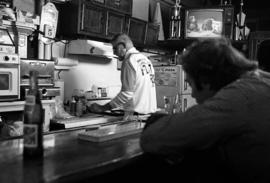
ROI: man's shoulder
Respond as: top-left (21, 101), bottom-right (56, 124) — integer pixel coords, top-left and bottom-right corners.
top-left (215, 72), bottom-right (268, 101)
top-left (130, 51), bottom-right (150, 59)
top-left (128, 53), bottom-right (149, 64)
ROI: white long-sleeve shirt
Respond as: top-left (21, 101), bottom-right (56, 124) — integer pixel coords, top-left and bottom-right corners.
top-left (109, 47), bottom-right (157, 114)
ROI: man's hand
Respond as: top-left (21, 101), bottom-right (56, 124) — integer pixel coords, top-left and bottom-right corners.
top-left (144, 112), bottom-right (168, 130)
top-left (88, 103), bottom-right (112, 113)
top-left (88, 103), bottom-right (105, 113)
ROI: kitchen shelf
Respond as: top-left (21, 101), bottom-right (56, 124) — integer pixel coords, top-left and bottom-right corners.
top-left (0, 100), bottom-right (55, 112)
top-left (0, 20), bottom-right (36, 35)
top-left (157, 39), bottom-right (248, 54)
top-left (157, 39), bottom-right (193, 50)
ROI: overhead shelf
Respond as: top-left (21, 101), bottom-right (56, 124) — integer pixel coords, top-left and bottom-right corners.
top-left (0, 100), bottom-right (54, 112)
top-left (0, 20), bottom-right (37, 36)
top-left (157, 39), bottom-right (248, 54)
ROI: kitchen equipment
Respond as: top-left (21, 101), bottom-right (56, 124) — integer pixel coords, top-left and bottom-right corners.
top-left (68, 39), bottom-right (117, 59)
top-left (20, 58), bottom-right (55, 86)
top-left (0, 52), bottom-right (20, 101)
top-left (20, 58), bottom-right (60, 100)
top-left (154, 65), bottom-right (196, 112)
top-left (21, 87), bottom-right (60, 100)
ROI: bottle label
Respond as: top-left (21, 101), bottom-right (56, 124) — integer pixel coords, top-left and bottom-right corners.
top-left (24, 124), bottom-right (38, 148)
top-left (25, 95), bottom-right (36, 106)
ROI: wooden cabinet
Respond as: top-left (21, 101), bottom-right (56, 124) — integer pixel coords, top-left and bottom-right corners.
top-left (80, 2), bottom-right (107, 37)
top-left (127, 17), bottom-right (147, 46)
top-left (56, 0), bottom-right (129, 40)
top-left (56, 0), bottom-right (160, 48)
top-left (145, 23), bottom-right (160, 46)
top-left (105, 0), bottom-right (132, 15)
top-left (89, 0), bottom-right (132, 15)
top-left (56, 0), bottom-right (106, 39)
top-left (106, 11), bottom-right (127, 39)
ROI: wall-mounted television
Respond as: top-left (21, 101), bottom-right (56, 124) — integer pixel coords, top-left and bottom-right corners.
top-left (184, 6), bottom-right (234, 39)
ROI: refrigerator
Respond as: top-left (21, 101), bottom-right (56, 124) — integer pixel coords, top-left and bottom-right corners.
top-left (154, 65), bottom-right (197, 112)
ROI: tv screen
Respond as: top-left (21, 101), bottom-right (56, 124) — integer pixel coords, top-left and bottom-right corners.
top-left (185, 8), bottom-right (224, 38)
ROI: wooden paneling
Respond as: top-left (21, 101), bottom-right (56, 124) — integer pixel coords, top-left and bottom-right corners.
top-left (80, 2), bottom-right (106, 37)
top-left (127, 17), bottom-right (147, 45)
top-left (106, 11), bottom-right (127, 38)
top-left (145, 23), bottom-right (160, 46)
top-left (105, 0), bottom-right (132, 15)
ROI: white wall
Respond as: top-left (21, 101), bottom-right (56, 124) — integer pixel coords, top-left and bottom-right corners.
top-left (52, 42), bottom-right (121, 102)
top-left (62, 57), bottom-right (121, 100)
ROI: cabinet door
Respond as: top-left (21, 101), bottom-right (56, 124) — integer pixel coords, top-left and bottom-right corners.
top-left (127, 17), bottom-right (147, 46)
top-left (105, 0), bottom-right (132, 15)
top-left (106, 11), bottom-right (126, 39)
top-left (80, 1), bottom-right (106, 37)
top-left (145, 23), bottom-right (160, 46)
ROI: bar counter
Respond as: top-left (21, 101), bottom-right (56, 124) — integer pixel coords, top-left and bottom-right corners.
top-left (0, 127), bottom-right (143, 183)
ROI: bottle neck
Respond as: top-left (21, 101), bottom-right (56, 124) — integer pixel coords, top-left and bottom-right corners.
top-left (28, 71), bottom-right (40, 99)
top-left (29, 78), bottom-right (38, 91)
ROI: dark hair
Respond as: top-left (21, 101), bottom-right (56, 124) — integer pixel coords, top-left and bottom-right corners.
top-left (257, 40), bottom-right (270, 72)
top-left (111, 33), bottom-right (133, 47)
top-left (181, 38), bottom-right (258, 91)
top-left (111, 33), bottom-right (124, 43)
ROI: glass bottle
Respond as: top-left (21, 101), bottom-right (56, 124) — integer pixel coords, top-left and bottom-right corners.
top-left (23, 70), bottom-right (44, 159)
top-left (70, 96), bottom-right (76, 116)
top-left (173, 93), bottom-right (182, 114)
top-left (171, 50), bottom-right (178, 65)
top-left (164, 96), bottom-right (172, 114)
top-left (76, 97), bottom-right (83, 117)
top-left (72, 89), bottom-right (79, 102)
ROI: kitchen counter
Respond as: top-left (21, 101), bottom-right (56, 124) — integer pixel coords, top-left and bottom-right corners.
top-left (0, 126), bottom-right (143, 183)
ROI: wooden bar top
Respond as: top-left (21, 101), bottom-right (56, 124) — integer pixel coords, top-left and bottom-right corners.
top-left (0, 127), bottom-right (143, 183)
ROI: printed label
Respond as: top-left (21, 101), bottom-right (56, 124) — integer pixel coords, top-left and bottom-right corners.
top-left (155, 66), bottom-right (178, 86)
top-left (23, 124), bottom-right (38, 148)
top-left (25, 95), bottom-right (36, 106)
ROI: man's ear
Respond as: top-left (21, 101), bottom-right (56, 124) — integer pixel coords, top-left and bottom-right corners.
top-left (118, 43), bottom-right (127, 53)
top-left (118, 42), bottom-right (126, 49)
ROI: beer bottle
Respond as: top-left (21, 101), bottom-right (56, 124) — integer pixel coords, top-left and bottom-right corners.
top-left (23, 70), bottom-right (44, 159)
top-left (173, 93), bottom-right (182, 114)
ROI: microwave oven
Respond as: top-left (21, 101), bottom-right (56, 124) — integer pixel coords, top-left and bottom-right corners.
top-left (0, 53), bottom-right (20, 101)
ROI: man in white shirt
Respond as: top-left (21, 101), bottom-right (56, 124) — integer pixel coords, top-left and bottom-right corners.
top-left (89, 33), bottom-right (157, 118)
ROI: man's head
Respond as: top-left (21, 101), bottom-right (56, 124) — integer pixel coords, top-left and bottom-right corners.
top-left (181, 38), bottom-right (258, 104)
top-left (111, 33), bottom-right (134, 61)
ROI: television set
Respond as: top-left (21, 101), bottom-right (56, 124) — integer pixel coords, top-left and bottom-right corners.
top-left (184, 6), bottom-right (234, 39)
